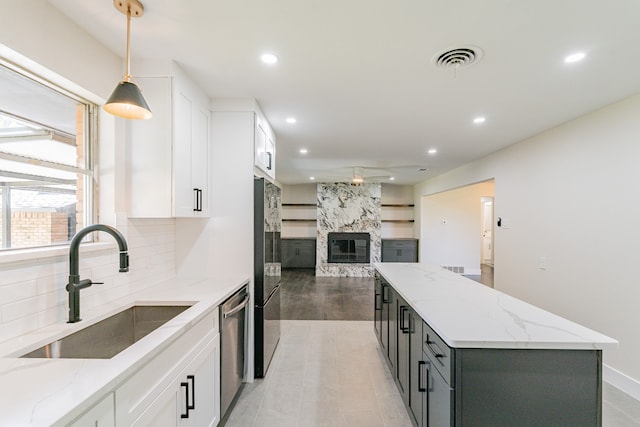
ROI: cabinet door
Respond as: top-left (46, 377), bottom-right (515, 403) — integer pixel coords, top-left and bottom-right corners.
top-left (374, 277), bottom-right (382, 340)
top-left (191, 105), bottom-right (210, 216)
top-left (173, 88), bottom-right (195, 217)
top-left (425, 359), bottom-right (454, 427)
top-left (131, 382), bottom-right (180, 427)
top-left (132, 337), bottom-right (218, 427)
top-left (388, 286), bottom-right (397, 373)
top-left (281, 241), bottom-right (297, 268)
top-left (70, 393), bottom-right (115, 427)
top-left (381, 245), bottom-right (397, 262)
top-left (265, 135), bottom-right (275, 177)
top-left (127, 76), bottom-right (173, 218)
top-left (381, 282), bottom-right (390, 356)
top-left (254, 117), bottom-right (267, 171)
top-left (296, 241), bottom-right (316, 268)
top-left (173, 77), bottom-right (210, 218)
top-left (397, 296), bottom-right (410, 404)
top-left (188, 334), bottom-right (219, 427)
top-left (408, 313), bottom-right (424, 426)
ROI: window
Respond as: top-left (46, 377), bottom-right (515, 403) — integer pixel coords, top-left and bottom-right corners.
top-left (0, 62), bottom-right (95, 250)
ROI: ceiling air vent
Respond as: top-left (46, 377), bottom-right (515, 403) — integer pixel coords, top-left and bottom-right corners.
top-left (433, 46), bottom-right (483, 70)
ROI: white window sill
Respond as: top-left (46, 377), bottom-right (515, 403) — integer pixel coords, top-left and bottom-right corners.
top-left (0, 242), bottom-right (117, 266)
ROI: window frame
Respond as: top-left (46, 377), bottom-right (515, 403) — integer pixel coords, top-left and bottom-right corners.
top-left (0, 57), bottom-right (97, 251)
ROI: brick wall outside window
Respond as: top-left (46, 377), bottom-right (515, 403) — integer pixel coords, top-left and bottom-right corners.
top-left (0, 211), bottom-right (70, 247)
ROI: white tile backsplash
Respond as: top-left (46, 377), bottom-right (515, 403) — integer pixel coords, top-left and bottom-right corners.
top-left (0, 217), bottom-right (176, 344)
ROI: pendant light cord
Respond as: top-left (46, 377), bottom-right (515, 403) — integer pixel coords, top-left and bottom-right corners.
top-left (124, 7), bottom-right (132, 82)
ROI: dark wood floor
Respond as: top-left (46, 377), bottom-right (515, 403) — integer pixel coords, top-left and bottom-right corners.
top-left (280, 264), bottom-right (494, 321)
top-left (280, 269), bottom-right (374, 320)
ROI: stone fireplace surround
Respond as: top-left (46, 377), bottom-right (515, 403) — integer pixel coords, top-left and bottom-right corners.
top-left (316, 182), bottom-right (381, 277)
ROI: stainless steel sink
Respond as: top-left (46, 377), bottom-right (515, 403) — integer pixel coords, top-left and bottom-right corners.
top-left (20, 305), bottom-right (191, 359)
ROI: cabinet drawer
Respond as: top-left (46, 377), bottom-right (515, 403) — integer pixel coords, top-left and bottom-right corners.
top-left (115, 309), bottom-right (217, 425)
top-left (382, 240), bottom-right (416, 249)
top-left (423, 321), bottom-right (453, 385)
top-left (381, 240), bottom-right (418, 262)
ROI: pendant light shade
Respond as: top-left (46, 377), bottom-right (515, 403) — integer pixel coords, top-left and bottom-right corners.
top-left (103, 0), bottom-right (152, 120)
top-left (104, 80), bottom-right (152, 120)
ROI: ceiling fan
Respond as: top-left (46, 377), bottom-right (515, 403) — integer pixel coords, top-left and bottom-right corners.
top-left (320, 165), bottom-right (429, 184)
top-left (319, 167), bottom-right (393, 184)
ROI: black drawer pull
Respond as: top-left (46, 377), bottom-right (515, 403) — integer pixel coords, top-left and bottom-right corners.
top-left (425, 335), bottom-right (445, 358)
top-left (187, 375), bottom-right (195, 411)
top-left (180, 381), bottom-right (190, 418)
top-left (399, 306), bottom-right (409, 333)
top-left (180, 375), bottom-right (196, 418)
top-left (418, 360), bottom-right (427, 392)
top-left (382, 284), bottom-right (390, 303)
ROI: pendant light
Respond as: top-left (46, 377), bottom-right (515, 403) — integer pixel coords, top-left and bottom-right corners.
top-left (103, 0), bottom-right (152, 120)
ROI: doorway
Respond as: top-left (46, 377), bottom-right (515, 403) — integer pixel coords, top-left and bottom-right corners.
top-left (480, 197), bottom-right (494, 267)
top-left (419, 180), bottom-right (495, 287)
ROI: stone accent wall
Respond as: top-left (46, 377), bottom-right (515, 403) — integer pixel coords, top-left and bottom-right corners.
top-left (316, 183), bottom-right (381, 277)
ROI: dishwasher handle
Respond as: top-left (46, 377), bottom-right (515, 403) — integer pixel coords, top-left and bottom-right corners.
top-left (223, 295), bottom-right (250, 319)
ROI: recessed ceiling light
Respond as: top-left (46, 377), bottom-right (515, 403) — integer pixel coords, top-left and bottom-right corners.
top-left (428, 148), bottom-right (438, 155)
top-left (261, 53), bottom-right (278, 65)
top-left (389, 177), bottom-right (396, 181)
top-left (299, 148), bottom-right (308, 154)
top-left (309, 176), bottom-right (316, 180)
top-left (564, 52), bottom-right (586, 64)
top-left (286, 117), bottom-right (297, 124)
top-left (473, 116), bottom-right (486, 124)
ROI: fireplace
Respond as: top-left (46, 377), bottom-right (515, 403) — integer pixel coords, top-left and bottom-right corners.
top-left (327, 232), bottom-right (370, 263)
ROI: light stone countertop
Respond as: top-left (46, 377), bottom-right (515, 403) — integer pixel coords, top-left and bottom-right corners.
top-left (374, 263), bottom-right (617, 350)
top-left (0, 275), bottom-right (249, 426)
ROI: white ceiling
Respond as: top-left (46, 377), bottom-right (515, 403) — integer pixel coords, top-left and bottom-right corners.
top-left (49, 0), bottom-right (640, 185)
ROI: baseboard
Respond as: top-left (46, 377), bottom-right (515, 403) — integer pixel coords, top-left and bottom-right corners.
top-left (603, 364), bottom-right (640, 402)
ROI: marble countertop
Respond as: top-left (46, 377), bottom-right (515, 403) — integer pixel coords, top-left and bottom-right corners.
top-left (0, 275), bottom-right (249, 426)
top-left (374, 263), bottom-right (617, 350)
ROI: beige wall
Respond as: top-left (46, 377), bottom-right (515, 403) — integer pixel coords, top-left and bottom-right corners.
top-left (419, 181), bottom-right (494, 275)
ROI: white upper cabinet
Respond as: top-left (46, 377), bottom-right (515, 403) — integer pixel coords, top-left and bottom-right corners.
top-left (254, 111), bottom-right (276, 180)
top-left (210, 98), bottom-right (276, 181)
top-left (128, 62), bottom-right (210, 218)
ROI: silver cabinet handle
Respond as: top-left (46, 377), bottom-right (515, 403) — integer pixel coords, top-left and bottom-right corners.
top-left (223, 295), bottom-right (250, 319)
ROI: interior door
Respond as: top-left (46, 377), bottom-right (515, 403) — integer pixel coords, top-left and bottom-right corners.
top-left (481, 198), bottom-right (494, 266)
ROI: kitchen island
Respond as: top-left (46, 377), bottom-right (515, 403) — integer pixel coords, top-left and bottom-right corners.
top-left (0, 275), bottom-right (248, 426)
top-left (374, 263), bottom-right (617, 427)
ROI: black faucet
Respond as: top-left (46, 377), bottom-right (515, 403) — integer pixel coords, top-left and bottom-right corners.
top-left (66, 224), bottom-right (129, 323)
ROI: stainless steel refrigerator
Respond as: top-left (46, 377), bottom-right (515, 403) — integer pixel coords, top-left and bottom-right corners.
top-left (254, 177), bottom-right (281, 378)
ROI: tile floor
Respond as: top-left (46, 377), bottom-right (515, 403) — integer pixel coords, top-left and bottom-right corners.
top-left (604, 382), bottom-right (640, 426)
top-left (223, 320), bottom-right (640, 426)
top-left (225, 270), bottom-right (640, 426)
top-left (223, 320), bottom-right (412, 427)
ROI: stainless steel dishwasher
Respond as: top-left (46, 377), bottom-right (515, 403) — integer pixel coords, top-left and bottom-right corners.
top-left (220, 285), bottom-right (249, 419)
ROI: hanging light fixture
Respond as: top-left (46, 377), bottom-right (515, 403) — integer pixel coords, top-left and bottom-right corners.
top-left (104, 0), bottom-right (152, 120)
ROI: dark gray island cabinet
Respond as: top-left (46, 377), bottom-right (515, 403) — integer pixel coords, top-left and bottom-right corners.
top-left (374, 263), bottom-right (618, 427)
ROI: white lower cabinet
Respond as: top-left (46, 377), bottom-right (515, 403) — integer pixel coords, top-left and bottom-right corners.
top-left (132, 334), bottom-right (220, 426)
top-left (115, 308), bottom-right (220, 426)
top-left (69, 393), bottom-right (115, 427)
